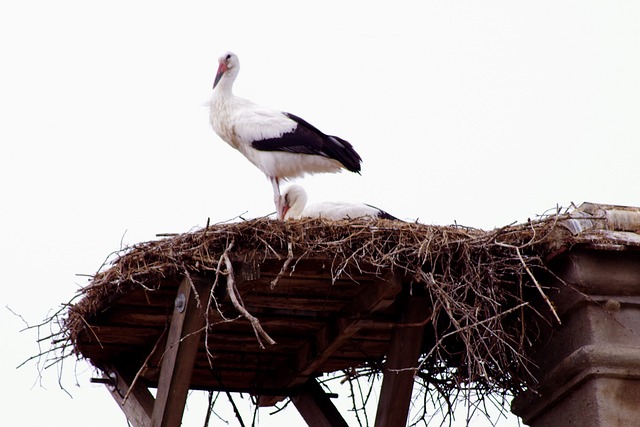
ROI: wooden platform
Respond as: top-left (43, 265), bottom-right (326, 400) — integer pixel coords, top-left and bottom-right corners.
top-left (78, 256), bottom-right (430, 426)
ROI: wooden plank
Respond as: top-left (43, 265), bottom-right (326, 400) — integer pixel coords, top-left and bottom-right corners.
top-left (104, 365), bottom-right (155, 427)
top-left (244, 288), bottom-right (358, 302)
top-left (237, 277), bottom-right (366, 296)
top-left (325, 339), bottom-right (391, 358)
top-left (374, 295), bottom-right (430, 427)
top-left (291, 379), bottom-right (349, 427)
top-left (190, 347), bottom-right (288, 368)
top-left (238, 306), bottom-right (344, 318)
top-left (78, 325), bottom-right (166, 345)
top-left (115, 287), bottom-right (179, 306)
top-left (242, 295), bottom-right (348, 312)
top-left (90, 305), bottom-right (171, 327)
top-left (151, 275), bottom-right (213, 427)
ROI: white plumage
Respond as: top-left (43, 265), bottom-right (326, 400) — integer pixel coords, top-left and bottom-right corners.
top-left (208, 51), bottom-right (362, 219)
top-left (282, 185), bottom-right (398, 221)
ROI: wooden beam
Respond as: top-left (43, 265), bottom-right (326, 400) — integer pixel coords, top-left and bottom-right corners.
top-left (259, 275), bottom-right (402, 406)
top-left (103, 365), bottom-right (155, 427)
top-left (151, 275), bottom-right (213, 427)
top-left (294, 274), bottom-right (402, 379)
top-left (374, 295), bottom-right (430, 427)
top-left (291, 379), bottom-right (349, 427)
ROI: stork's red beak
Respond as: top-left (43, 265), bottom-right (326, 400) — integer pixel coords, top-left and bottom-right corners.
top-left (282, 204), bottom-right (290, 219)
top-left (213, 62), bottom-right (228, 89)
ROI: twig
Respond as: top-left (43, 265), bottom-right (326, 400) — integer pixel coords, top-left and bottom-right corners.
top-left (226, 390), bottom-right (246, 427)
top-left (203, 391), bottom-right (226, 427)
top-left (270, 241), bottom-right (294, 288)
top-left (182, 264), bottom-right (201, 309)
top-left (79, 315), bottom-right (104, 349)
top-left (256, 236), bottom-right (282, 260)
top-left (6, 305), bottom-right (30, 329)
top-left (122, 326), bottom-right (168, 404)
top-left (496, 241), bottom-right (561, 324)
top-left (222, 241), bottom-right (276, 348)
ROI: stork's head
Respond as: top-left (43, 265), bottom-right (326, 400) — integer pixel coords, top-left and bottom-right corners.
top-left (282, 185), bottom-right (308, 220)
top-left (213, 51), bottom-right (240, 89)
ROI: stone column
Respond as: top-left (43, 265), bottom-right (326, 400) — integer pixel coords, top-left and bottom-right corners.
top-left (511, 247), bottom-right (640, 426)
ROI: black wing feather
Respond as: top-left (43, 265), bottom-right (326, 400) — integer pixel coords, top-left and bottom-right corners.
top-left (364, 204), bottom-right (400, 221)
top-left (251, 112), bottom-right (362, 173)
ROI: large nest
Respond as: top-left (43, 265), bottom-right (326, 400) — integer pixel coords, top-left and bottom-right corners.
top-left (53, 214), bottom-right (577, 423)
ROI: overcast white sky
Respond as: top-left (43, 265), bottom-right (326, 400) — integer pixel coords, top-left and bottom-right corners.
top-left (2, 1), bottom-right (640, 426)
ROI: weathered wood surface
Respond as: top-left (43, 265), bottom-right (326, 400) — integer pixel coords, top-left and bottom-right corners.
top-left (291, 379), bottom-right (349, 427)
top-left (374, 295), bottom-right (431, 427)
top-left (105, 366), bottom-right (154, 427)
top-left (151, 276), bottom-right (213, 427)
top-left (76, 258), bottom-right (417, 399)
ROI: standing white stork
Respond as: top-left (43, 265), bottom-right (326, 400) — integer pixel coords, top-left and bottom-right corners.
top-left (282, 185), bottom-right (399, 221)
top-left (209, 51), bottom-right (362, 220)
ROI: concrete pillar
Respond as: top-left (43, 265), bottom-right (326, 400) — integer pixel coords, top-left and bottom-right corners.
top-left (511, 247), bottom-right (640, 426)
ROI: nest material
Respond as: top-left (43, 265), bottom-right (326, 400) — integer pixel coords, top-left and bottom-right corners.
top-left (63, 215), bottom-right (572, 401)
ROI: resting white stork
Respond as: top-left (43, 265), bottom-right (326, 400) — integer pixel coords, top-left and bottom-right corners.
top-left (209, 51), bottom-right (362, 220)
top-left (282, 185), bottom-right (399, 221)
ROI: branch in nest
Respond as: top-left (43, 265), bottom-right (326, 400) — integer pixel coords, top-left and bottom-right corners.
top-left (222, 241), bottom-right (276, 349)
top-left (182, 264), bottom-right (201, 310)
top-left (270, 241), bottom-right (294, 289)
top-left (495, 241), bottom-right (561, 325)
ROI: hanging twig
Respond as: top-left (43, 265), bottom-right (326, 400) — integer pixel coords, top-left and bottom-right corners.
top-left (222, 240), bottom-right (276, 349)
top-left (182, 264), bottom-right (201, 309)
top-left (270, 241), bottom-right (294, 289)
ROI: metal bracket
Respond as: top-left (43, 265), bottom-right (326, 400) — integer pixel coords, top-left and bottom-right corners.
top-left (174, 292), bottom-right (186, 313)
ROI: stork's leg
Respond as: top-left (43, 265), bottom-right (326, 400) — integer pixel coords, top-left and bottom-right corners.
top-left (270, 176), bottom-right (283, 220)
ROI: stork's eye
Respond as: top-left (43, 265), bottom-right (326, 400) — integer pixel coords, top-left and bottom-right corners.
top-left (226, 54), bottom-right (231, 60)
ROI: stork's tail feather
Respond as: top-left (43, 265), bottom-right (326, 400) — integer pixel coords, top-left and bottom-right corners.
top-left (281, 112), bottom-right (363, 173)
top-left (327, 135), bottom-right (362, 173)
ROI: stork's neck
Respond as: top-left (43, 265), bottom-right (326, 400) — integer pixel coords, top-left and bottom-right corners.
top-left (212, 67), bottom-right (239, 99)
top-left (212, 79), bottom-right (233, 99)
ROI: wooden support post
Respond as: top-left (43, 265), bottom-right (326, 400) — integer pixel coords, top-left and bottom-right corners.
top-left (151, 275), bottom-right (212, 427)
top-left (291, 378), bottom-right (349, 427)
top-left (104, 366), bottom-right (155, 427)
top-left (374, 295), bottom-right (430, 427)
